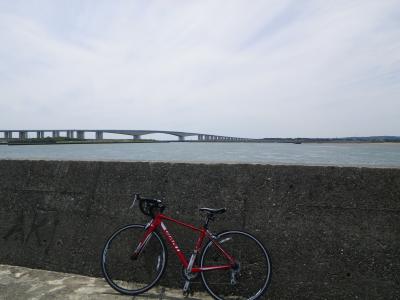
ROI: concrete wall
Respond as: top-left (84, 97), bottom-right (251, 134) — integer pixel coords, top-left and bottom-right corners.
top-left (0, 160), bottom-right (399, 299)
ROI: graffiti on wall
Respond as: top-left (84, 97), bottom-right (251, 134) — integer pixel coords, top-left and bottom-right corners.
top-left (3, 205), bottom-right (60, 255)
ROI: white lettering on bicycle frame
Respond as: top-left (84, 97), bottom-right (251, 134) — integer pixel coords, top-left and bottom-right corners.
top-left (160, 222), bottom-right (181, 252)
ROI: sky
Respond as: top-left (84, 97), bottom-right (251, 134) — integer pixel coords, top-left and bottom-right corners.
top-left (0, 0), bottom-right (399, 139)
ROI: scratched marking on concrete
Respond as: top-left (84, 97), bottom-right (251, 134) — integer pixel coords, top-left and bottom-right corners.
top-left (2, 205), bottom-right (60, 255)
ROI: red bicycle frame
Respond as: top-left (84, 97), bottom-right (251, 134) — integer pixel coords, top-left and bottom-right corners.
top-left (133, 213), bottom-right (236, 273)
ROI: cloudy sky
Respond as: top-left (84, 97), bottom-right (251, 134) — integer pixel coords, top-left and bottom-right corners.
top-left (0, 0), bottom-right (399, 138)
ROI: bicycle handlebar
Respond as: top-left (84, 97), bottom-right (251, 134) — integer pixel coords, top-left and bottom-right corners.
top-left (132, 193), bottom-right (166, 217)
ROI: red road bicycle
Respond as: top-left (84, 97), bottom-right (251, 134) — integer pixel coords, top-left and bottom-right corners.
top-left (101, 193), bottom-right (272, 299)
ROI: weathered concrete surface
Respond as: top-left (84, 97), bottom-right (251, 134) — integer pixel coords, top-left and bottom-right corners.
top-left (0, 160), bottom-right (399, 299)
top-left (0, 264), bottom-right (211, 299)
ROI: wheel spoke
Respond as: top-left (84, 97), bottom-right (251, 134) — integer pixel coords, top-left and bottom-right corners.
top-left (101, 224), bottom-right (167, 296)
top-left (200, 231), bottom-right (271, 300)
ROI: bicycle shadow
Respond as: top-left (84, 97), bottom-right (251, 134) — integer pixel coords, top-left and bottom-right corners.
top-left (102, 286), bottom-right (208, 300)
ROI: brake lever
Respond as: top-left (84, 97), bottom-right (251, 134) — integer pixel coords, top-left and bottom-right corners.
top-left (130, 193), bottom-right (139, 209)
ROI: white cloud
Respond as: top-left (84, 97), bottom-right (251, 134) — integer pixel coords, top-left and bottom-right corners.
top-left (0, 0), bottom-right (399, 138)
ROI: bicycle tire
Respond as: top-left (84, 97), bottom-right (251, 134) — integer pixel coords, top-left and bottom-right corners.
top-left (200, 230), bottom-right (272, 300)
top-left (101, 224), bottom-right (167, 296)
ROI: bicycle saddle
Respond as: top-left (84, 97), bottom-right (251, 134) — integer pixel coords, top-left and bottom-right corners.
top-left (199, 207), bottom-right (226, 214)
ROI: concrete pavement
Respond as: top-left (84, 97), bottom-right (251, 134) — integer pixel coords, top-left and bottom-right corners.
top-left (0, 264), bottom-right (212, 300)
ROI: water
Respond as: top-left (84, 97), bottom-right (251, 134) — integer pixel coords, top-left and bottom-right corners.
top-left (0, 142), bottom-right (399, 167)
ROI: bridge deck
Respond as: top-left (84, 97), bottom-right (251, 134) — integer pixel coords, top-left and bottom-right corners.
top-left (0, 129), bottom-right (252, 141)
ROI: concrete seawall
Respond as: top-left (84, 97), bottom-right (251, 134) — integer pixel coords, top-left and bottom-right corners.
top-left (0, 160), bottom-right (399, 299)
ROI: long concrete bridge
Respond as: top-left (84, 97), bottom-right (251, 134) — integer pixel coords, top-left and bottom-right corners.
top-left (0, 129), bottom-right (253, 142)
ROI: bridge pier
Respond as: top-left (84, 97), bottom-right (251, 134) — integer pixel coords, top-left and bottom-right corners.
top-left (4, 131), bottom-right (12, 139)
top-left (52, 131), bottom-right (60, 138)
top-left (18, 131), bottom-right (28, 139)
top-left (95, 131), bottom-right (103, 140)
top-left (36, 131), bottom-right (45, 139)
top-left (67, 130), bottom-right (74, 139)
top-left (178, 136), bottom-right (185, 141)
top-left (133, 135), bottom-right (141, 140)
top-left (77, 131), bottom-right (85, 139)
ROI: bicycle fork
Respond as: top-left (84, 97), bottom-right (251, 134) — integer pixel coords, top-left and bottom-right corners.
top-left (131, 222), bottom-right (154, 260)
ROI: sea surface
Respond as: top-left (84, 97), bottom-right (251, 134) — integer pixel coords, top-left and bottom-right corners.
top-left (0, 142), bottom-right (399, 167)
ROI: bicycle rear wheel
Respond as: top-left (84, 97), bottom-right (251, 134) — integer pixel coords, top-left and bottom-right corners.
top-left (200, 230), bottom-right (271, 300)
top-left (101, 224), bottom-right (167, 296)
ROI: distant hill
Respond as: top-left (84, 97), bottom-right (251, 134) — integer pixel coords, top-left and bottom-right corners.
top-left (260, 136), bottom-right (400, 143)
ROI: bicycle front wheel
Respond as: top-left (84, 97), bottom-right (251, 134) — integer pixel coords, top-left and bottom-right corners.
top-left (101, 224), bottom-right (167, 296)
top-left (200, 230), bottom-right (271, 300)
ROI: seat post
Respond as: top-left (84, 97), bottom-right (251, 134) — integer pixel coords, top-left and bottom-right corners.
top-left (203, 213), bottom-right (214, 229)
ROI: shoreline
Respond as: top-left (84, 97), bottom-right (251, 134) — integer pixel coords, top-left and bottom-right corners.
top-left (4, 140), bottom-right (169, 146)
top-left (1, 140), bottom-right (400, 146)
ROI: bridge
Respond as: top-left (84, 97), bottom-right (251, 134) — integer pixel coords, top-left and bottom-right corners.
top-left (0, 129), bottom-right (253, 142)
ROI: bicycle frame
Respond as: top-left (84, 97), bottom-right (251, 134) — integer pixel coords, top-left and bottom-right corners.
top-left (133, 213), bottom-right (236, 273)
